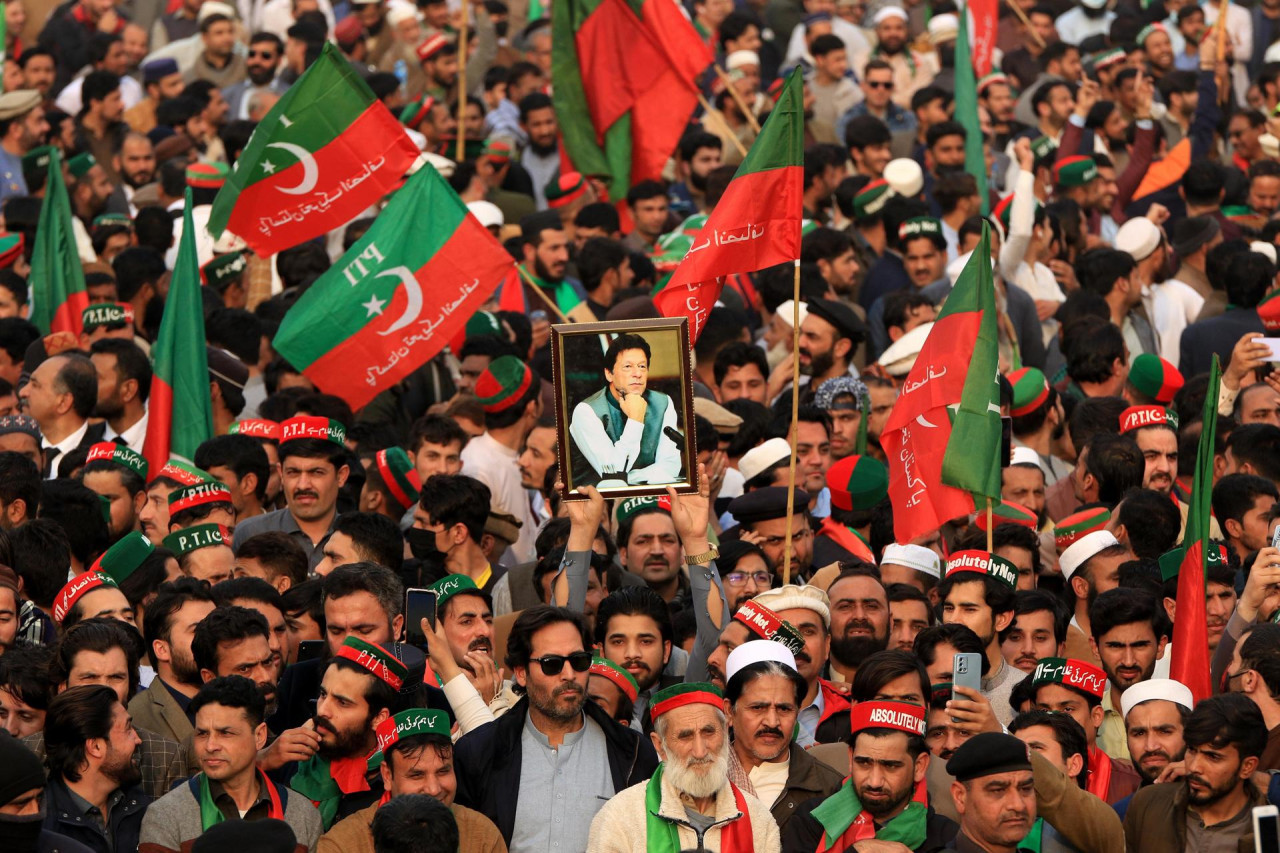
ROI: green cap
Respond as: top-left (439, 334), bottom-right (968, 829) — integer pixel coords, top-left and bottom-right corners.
top-left (429, 574), bottom-right (482, 611)
top-left (473, 356), bottom-right (533, 414)
top-left (163, 523), bottom-right (230, 556)
top-left (1053, 156), bottom-right (1099, 188)
top-left (374, 708), bottom-right (451, 756)
top-left (90, 531), bottom-right (155, 584)
top-left (67, 152), bottom-right (96, 179)
top-left (201, 251), bottom-right (247, 288)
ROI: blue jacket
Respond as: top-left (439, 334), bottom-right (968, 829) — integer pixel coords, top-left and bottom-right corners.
top-left (42, 780), bottom-right (151, 853)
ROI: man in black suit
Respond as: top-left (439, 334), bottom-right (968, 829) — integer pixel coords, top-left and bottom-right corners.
top-left (1180, 250), bottom-right (1271, 377)
top-left (17, 352), bottom-right (105, 478)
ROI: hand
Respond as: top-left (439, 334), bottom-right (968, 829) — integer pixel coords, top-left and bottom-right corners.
top-left (1034, 299), bottom-right (1060, 322)
top-left (1240, 546), bottom-right (1280, 621)
top-left (461, 650), bottom-right (504, 704)
top-left (945, 685), bottom-right (1001, 736)
top-left (1014, 137), bottom-right (1034, 172)
top-left (668, 462), bottom-right (711, 553)
top-left (1144, 203), bottom-right (1170, 225)
top-left (1048, 259), bottom-right (1078, 292)
top-left (257, 723), bottom-right (321, 771)
top-left (423, 616), bottom-right (463, 682)
top-left (97, 7), bottom-right (119, 31)
top-left (1134, 70), bottom-right (1154, 119)
top-left (530, 315), bottom-right (551, 352)
top-left (1224, 332), bottom-right (1272, 391)
top-left (851, 841), bottom-right (912, 853)
top-left (705, 449), bottom-right (728, 503)
top-left (1156, 760), bottom-right (1187, 784)
top-left (619, 392), bottom-right (647, 423)
top-left (1075, 78), bottom-right (1100, 117)
top-left (739, 529), bottom-right (765, 547)
top-left (563, 483), bottom-right (605, 550)
top-left (766, 352), bottom-right (795, 401)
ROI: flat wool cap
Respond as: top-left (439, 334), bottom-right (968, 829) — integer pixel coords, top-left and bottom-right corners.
top-left (947, 732), bottom-right (1033, 782)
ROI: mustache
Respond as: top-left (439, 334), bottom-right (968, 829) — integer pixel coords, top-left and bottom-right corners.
top-left (312, 716), bottom-right (336, 734)
top-left (1139, 749), bottom-right (1171, 764)
top-left (292, 490), bottom-right (318, 499)
top-left (553, 682), bottom-right (582, 698)
top-left (468, 639), bottom-right (492, 652)
top-left (755, 726), bottom-right (785, 739)
top-left (794, 651), bottom-right (812, 663)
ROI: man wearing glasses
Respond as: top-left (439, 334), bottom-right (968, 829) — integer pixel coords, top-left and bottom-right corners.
top-left (453, 606), bottom-right (659, 851)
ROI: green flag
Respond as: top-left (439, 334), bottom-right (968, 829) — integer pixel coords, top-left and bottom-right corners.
top-left (28, 148), bottom-right (88, 335)
top-left (956, 7), bottom-right (989, 215)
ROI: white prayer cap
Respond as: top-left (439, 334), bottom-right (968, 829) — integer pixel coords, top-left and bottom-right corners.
top-left (1252, 241), bottom-right (1278, 266)
top-left (873, 6), bottom-right (908, 25)
top-left (755, 584), bottom-right (832, 628)
top-left (883, 158), bottom-right (923, 197)
top-left (775, 299), bottom-right (809, 329)
top-left (1115, 217), bottom-right (1161, 261)
top-left (726, 50), bottom-right (760, 71)
top-left (876, 321), bottom-right (932, 377)
top-left (1263, 133), bottom-right (1280, 160)
top-left (1059, 530), bottom-right (1120, 579)
top-left (1009, 446), bottom-right (1043, 469)
top-left (927, 13), bottom-right (958, 44)
top-left (385, 2), bottom-right (417, 27)
top-left (198, 1), bottom-right (237, 22)
top-left (467, 200), bottom-right (504, 229)
top-left (881, 544), bottom-right (942, 579)
top-left (1120, 678), bottom-right (1195, 719)
top-left (738, 437), bottom-right (792, 483)
top-left (726, 640), bottom-right (797, 683)
top-left (947, 250), bottom-right (996, 286)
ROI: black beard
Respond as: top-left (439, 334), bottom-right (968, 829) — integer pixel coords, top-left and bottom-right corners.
top-left (878, 41), bottom-right (904, 56)
top-left (534, 256), bottom-right (563, 285)
top-left (689, 169), bottom-right (709, 192)
top-left (800, 347), bottom-right (835, 378)
top-left (529, 138), bottom-right (558, 157)
top-left (248, 67), bottom-right (276, 86)
top-left (830, 634), bottom-right (888, 668)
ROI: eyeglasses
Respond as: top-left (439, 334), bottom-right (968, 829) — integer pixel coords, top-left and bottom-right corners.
top-left (724, 571), bottom-right (773, 586)
top-left (867, 80), bottom-right (894, 90)
top-left (529, 651), bottom-right (593, 676)
top-left (248, 50), bottom-right (277, 59)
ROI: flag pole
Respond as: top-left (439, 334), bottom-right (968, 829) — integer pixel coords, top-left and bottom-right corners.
top-left (712, 64), bottom-right (762, 134)
top-left (1001, 0), bottom-right (1044, 49)
top-left (782, 258), bottom-right (801, 586)
top-left (516, 264), bottom-right (571, 322)
top-left (456, 7), bottom-right (469, 163)
top-left (1217, 0), bottom-right (1228, 63)
top-left (695, 92), bottom-right (750, 159)
top-left (986, 497), bottom-right (993, 551)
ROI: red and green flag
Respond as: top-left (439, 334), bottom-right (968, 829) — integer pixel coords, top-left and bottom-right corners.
top-left (956, 2), bottom-right (990, 214)
top-left (208, 41), bottom-right (419, 257)
top-left (552, 0), bottom-right (711, 203)
top-left (142, 190), bottom-right (214, 474)
top-left (882, 225), bottom-right (1002, 544)
top-left (272, 163), bottom-right (514, 410)
top-left (653, 69), bottom-right (805, 343)
top-left (1169, 355), bottom-right (1221, 703)
top-left (28, 148), bottom-right (89, 336)
top-left (964, 0), bottom-right (998, 78)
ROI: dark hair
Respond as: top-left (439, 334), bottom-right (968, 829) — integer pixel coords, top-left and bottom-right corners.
top-left (936, 571), bottom-right (1016, 622)
top-left (0, 270), bottom-right (28, 307)
top-left (48, 353), bottom-right (99, 419)
top-left (89, 339), bottom-right (152, 405)
top-left (1115, 488), bottom-right (1182, 559)
top-left (725, 659), bottom-right (806, 706)
top-left (326, 512), bottom-right (405, 573)
top-left (933, 171), bottom-right (978, 216)
top-left (850, 649), bottom-right (929, 704)
top-left (234, 532), bottom-right (309, 587)
top-left (0, 642), bottom-right (54, 710)
top-left (1181, 160), bottom-right (1224, 207)
top-left (191, 605), bottom-right (270, 675)
top-left (0, 317), bottom-right (38, 365)
top-left (1010, 589), bottom-right (1069, 645)
top-left (190, 674), bottom-right (267, 727)
top-left (1239, 622), bottom-right (1280, 696)
top-left (518, 91), bottom-right (553, 122)
top-left (604, 332), bottom-right (652, 376)
top-left (212, 576), bottom-right (285, 616)
top-left (205, 309), bottom-right (262, 364)
top-left (1226, 251), bottom-right (1274, 310)
top-left (281, 578), bottom-right (325, 633)
top-left (81, 70), bottom-right (119, 111)
top-left (1183, 693), bottom-right (1267, 759)
top-left (678, 130), bottom-right (721, 162)
top-left (573, 203), bottom-right (620, 234)
top-left (1075, 248), bottom-right (1136, 300)
top-left (1008, 709), bottom-right (1089, 788)
top-left (194, 435), bottom-right (270, 504)
top-left (1088, 587), bottom-right (1169, 643)
top-left (142, 577), bottom-right (216, 668)
top-left (1082, 432), bottom-right (1145, 505)
top-left (418, 475), bottom-right (489, 545)
top-left (112, 247), bottom-right (166, 302)
top-left (11, 519), bottom-right (71, 608)
top-left (912, 623), bottom-right (990, 675)
top-left (38, 479), bottom-right (110, 571)
top-left (593, 586), bottom-right (673, 646)
top-left (1225, 424), bottom-right (1280, 483)
top-left (713, 341), bottom-right (768, 387)
top-left (845, 115), bottom-right (892, 151)
top-left (44, 685), bottom-right (119, 783)
top-left (322, 562), bottom-right (403, 622)
top-left (372, 793), bottom-right (458, 853)
top-left (409, 414), bottom-right (469, 454)
top-left (51, 618), bottom-right (142, 700)
top-left (1066, 395), bottom-right (1127, 453)
top-left (504, 606), bottom-right (591, 694)
top-left (0, 452), bottom-right (39, 521)
top-left (576, 237), bottom-right (628, 295)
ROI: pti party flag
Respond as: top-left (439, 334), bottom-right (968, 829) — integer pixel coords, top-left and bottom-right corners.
top-left (552, 0), bottom-right (711, 202)
top-left (1170, 355), bottom-right (1221, 703)
top-left (273, 163), bottom-right (514, 410)
top-left (28, 148), bottom-right (89, 336)
top-left (956, 2), bottom-right (990, 214)
top-left (142, 190), bottom-right (214, 474)
top-left (882, 225), bottom-right (1002, 544)
top-left (207, 41), bottom-right (419, 257)
top-left (653, 68), bottom-right (804, 343)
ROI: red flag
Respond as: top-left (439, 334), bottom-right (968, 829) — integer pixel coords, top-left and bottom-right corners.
top-left (967, 0), bottom-right (999, 78)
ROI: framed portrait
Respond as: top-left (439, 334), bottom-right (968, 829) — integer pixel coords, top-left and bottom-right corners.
top-left (551, 317), bottom-right (699, 499)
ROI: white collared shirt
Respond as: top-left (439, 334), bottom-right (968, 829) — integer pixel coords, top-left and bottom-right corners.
top-left (43, 420), bottom-right (90, 479)
top-left (105, 410), bottom-right (148, 455)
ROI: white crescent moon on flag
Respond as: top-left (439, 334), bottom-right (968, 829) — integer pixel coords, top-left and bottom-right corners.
top-left (265, 142), bottom-right (319, 195)
top-left (916, 414), bottom-right (936, 428)
top-left (376, 266), bottom-right (422, 336)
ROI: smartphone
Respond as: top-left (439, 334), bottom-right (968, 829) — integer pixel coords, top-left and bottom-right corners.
top-left (1272, 524), bottom-right (1280, 552)
top-left (1000, 416), bottom-right (1013, 468)
top-left (1254, 804), bottom-right (1279, 853)
top-left (1260, 338), bottom-right (1280, 362)
top-left (405, 588), bottom-right (438, 649)
top-left (953, 652), bottom-right (983, 700)
top-left (296, 640), bottom-right (324, 663)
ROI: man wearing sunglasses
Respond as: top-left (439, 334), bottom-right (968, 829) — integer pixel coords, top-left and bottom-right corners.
top-left (452, 605), bottom-right (659, 851)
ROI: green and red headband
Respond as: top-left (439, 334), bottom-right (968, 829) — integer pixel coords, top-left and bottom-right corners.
top-left (163, 523), bottom-right (230, 556)
top-left (375, 708), bottom-right (450, 755)
top-left (280, 416), bottom-right (346, 445)
top-left (1031, 657), bottom-right (1106, 699)
top-left (0, 232), bottom-right (23, 268)
top-left (53, 572), bottom-right (117, 623)
top-left (650, 682), bottom-right (724, 722)
top-left (1054, 506), bottom-right (1110, 552)
top-left (230, 419), bottom-right (281, 441)
top-left (589, 656), bottom-right (639, 703)
top-left (974, 501), bottom-right (1037, 532)
top-left (86, 442), bottom-right (148, 479)
top-left (90, 531), bottom-right (155, 585)
top-left (336, 636), bottom-right (408, 690)
top-left (1007, 367), bottom-right (1050, 417)
top-left (375, 447), bottom-right (421, 509)
top-left (545, 172), bottom-right (589, 209)
top-left (732, 600), bottom-right (806, 655)
top-left (849, 700), bottom-right (927, 736)
top-left (151, 459), bottom-right (212, 486)
top-left (169, 481), bottom-right (233, 513)
top-left (1259, 291), bottom-right (1280, 331)
top-left (474, 355), bottom-right (534, 414)
top-left (1119, 404), bottom-right (1178, 434)
top-left (399, 95), bottom-right (436, 128)
top-left (944, 549), bottom-right (1018, 589)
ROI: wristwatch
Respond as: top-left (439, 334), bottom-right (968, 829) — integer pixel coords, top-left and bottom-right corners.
top-left (684, 546), bottom-right (719, 566)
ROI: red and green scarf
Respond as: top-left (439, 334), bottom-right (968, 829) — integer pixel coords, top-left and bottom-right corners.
top-left (192, 769), bottom-right (284, 831)
top-left (808, 777), bottom-right (928, 852)
top-left (644, 763), bottom-right (755, 853)
top-left (290, 752), bottom-right (373, 828)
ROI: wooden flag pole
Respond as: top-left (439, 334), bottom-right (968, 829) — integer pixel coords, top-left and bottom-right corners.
top-left (713, 63), bottom-right (762, 134)
top-left (516, 264), bottom-right (571, 323)
top-left (986, 497), bottom-right (994, 552)
top-left (1216, 0), bottom-right (1229, 63)
top-left (1002, 0), bottom-right (1045, 49)
top-left (782, 259), bottom-right (802, 586)
top-left (456, 8), bottom-right (469, 163)
top-left (696, 92), bottom-right (750, 159)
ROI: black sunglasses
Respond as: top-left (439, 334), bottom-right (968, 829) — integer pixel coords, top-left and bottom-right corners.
top-left (529, 651), bottom-right (593, 676)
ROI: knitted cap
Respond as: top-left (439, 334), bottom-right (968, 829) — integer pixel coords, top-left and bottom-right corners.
top-left (589, 656), bottom-right (639, 703)
top-left (826, 454), bottom-right (888, 512)
top-left (0, 232), bottom-right (23, 267)
top-left (168, 481), bottom-right (233, 513)
top-left (375, 447), bottom-right (421, 509)
top-left (1120, 678), bottom-right (1194, 718)
top-left (279, 416), bottom-right (346, 445)
top-left (1053, 156), bottom-right (1099, 188)
top-left (853, 179), bottom-right (894, 219)
top-left (1119, 404), bottom-right (1178, 434)
top-left (81, 302), bottom-right (134, 332)
top-left (374, 708), bottom-right (450, 755)
top-left (85, 442), bottom-right (148, 479)
top-left (52, 572), bottom-right (117, 623)
top-left (67, 152), bottom-right (96, 179)
top-left (849, 701), bottom-right (927, 736)
top-left (649, 682), bottom-right (724, 722)
top-left (90, 531), bottom-right (155, 585)
top-left (545, 172), bottom-right (589, 209)
top-left (1127, 353), bottom-right (1184, 403)
top-left (230, 419), bottom-right (281, 441)
top-left (162, 523), bottom-right (230, 556)
top-left (974, 501), bottom-right (1037, 532)
top-left (1053, 507), bottom-right (1111, 552)
top-left (944, 549), bottom-right (1019, 589)
top-left (730, 599), bottom-right (805, 655)
top-left (335, 636), bottom-right (409, 690)
top-left (429, 573), bottom-right (482, 611)
top-left (1007, 367), bottom-right (1050, 417)
top-left (1031, 657), bottom-right (1107, 698)
top-left (474, 356), bottom-right (533, 414)
top-left (201, 251), bottom-right (247, 288)
top-left (186, 161), bottom-right (228, 189)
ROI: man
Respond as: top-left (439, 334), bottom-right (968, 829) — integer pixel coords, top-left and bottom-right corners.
top-left (313, 513), bottom-right (403, 579)
top-left (937, 551), bottom-right (1021, 723)
top-left (623, 181), bottom-right (669, 252)
top-left (224, 33), bottom-right (285, 121)
top-left (19, 353), bottom-right (104, 478)
top-left (1227, 622), bottom-right (1280, 770)
top-left (233, 417), bottom-right (350, 570)
top-left (51, 572), bottom-right (134, 631)
top-left (520, 96), bottom-right (560, 209)
top-left (714, 343), bottom-right (769, 405)
top-left (587, 681), bottom-right (780, 852)
top-left (190, 13), bottom-right (246, 88)
top-left (945, 732), bottom-right (1036, 853)
top-left (316, 708), bottom-right (504, 853)
top-left (1121, 678), bottom-right (1192, 788)
top-left (1000, 589), bottom-right (1067, 675)
top-left (0, 643), bottom-right (51, 735)
top-left (359, 447), bottom-right (421, 522)
top-left (41, 685), bottom-right (150, 853)
top-left (728, 489), bottom-right (815, 587)
top-left (824, 568), bottom-right (890, 683)
top-left (1124, 694), bottom-right (1268, 850)
top-left (427, 574), bottom-right (498, 706)
top-left (80, 443), bottom-right (148, 540)
top-left (89, 339), bottom-right (150, 454)
top-left (1213, 474), bottom-right (1278, 563)
top-left (784, 699), bottom-right (958, 851)
top-left (412, 475), bottom-right (499, 591)
top-left (1119, 406), bottom-right (1179, 495)
top-left (194, 434), bottom-right (270, 524)
top-left (409, 415), bottom-right (467, 485)
top-left (797, 298), bottom-right (864, 394)
top-left (129, 578), bottom-right (217, 745)
top-left (1089, 589), bottom-right (1169, 761)
top-left (705, 600), bottom-right (806, 690)
top-left (234, 532), bottom-right (308, 594)
top-left (569, 333), bottom-right (682, 488)
top-left (125, 59), bottom-right (183, 134)
top-left (0, 91), bottom-right (46, 204)
top-left (192, 605), bottom-right (280, 719)
top-left (138, 676), bottom-right (322, 851)
top-left (670, 131), bottom-right (723, 216)
top-left (453, 606), bottom-right (659, 848)
top-left (595, 586), bottom-right (678, 729)
top-left (1057, 522), bottom-right (1128, 651)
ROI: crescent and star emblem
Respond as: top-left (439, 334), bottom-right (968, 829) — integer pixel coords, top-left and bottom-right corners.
top-left (375, 266), bottom-right (423, 336)
top-left (265, 141), bottom-right (319, 195)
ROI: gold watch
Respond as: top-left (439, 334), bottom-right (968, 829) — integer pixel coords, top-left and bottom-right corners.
top-left (684, 546), bottom-right (719, 566)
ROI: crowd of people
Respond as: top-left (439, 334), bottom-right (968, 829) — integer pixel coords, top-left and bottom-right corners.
top-left (1, 0), bottom-right (1280, 850)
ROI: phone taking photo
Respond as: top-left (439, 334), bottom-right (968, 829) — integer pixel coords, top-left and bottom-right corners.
top-left (405, 588), bottom-right (438, 649)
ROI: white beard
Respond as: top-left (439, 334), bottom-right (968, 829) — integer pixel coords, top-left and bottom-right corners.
top-left (663, 743), bottom-right (730, 799)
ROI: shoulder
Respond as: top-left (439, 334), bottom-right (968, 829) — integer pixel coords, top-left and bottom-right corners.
top-left (1126, 781), bottom-right (1179, 817)
top-left (452, 804), bottom-right (504, 840)
top-left (284, 787), bottom-right (325, 824)
top-left (234, 508), bottom-right (286, 538)
top-left (594, 778), bottom-right (649, 817)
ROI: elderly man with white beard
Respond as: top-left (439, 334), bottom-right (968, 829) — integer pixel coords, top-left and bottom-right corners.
top-left (587, 682), bottom-right (782, 852)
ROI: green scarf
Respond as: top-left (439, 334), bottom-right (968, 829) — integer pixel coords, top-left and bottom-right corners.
top-left (1020, 818), bottom-right (1044, 853)
top-left (809, 779), bottom-right (928, 851)
top-left (195, 770), bottom-right (284, 831)
top-left (523, 266), bottom-right (581, 316)
top-left (643, 764), bottom-right (753, 853)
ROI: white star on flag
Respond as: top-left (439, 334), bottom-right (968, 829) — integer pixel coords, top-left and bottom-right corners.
top-left (362, 294), bottom-right (387, 317)
top-left (280, 116), bottom-right (293, 128)
top-left (261, 160), bottom-right (276, 174)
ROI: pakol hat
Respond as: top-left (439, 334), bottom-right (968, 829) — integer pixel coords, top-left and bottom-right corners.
top-left (1127, 354), bottom-right (1184, 403)
top-left (375, 447), bottom-right (421, 509)
top-left (52, 572), bottom-right (117, 623)
top-left (754, 584), bottom-right (831, 629)
top-left (474, 356), bottom-right (534, 414)
top-left (853, 179), bottom-right (894, 219)
top-left (1258, 290), bottom-right (1280, 331)
top-left (68, 152), bottom-right (97, 179)
top-left (881, 544), bottom-right (941, 579)
top-left (0, 232), bottom-right (23, 267)
top-left (1116, 216), bottom-right (1161, 262)
top-left (615, 495), bottom-right (671, 526)
top-left (1120, 678), bottom-right (1194, 718)
top-left (399, 95), bottom-right (435, 128)
top-left (151, 458), bottom-right (211, 486)
top-left (429, 573), bottom-right (482, 611)
top-left (335, 636), bottom-right (408, 690)
top-left (416, 33), bottom-right (451, 62)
